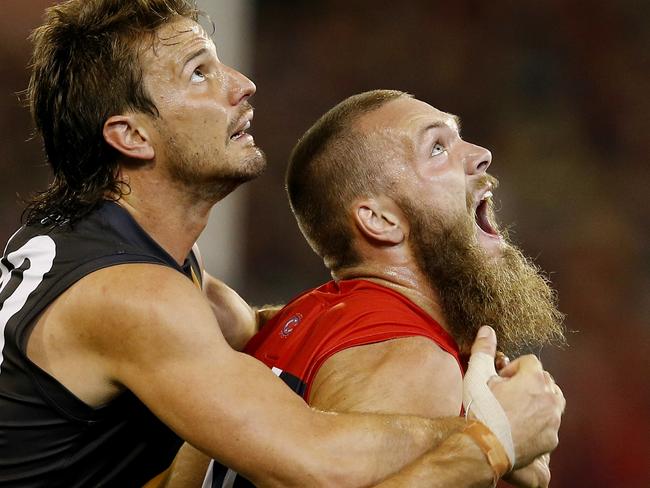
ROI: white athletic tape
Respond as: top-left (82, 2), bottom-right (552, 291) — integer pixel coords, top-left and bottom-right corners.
top-left (463, 351), bottom-right (516, 466)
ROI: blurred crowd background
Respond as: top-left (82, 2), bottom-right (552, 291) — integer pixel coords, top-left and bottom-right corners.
top-left (2, 1), bottom-right (648, 486)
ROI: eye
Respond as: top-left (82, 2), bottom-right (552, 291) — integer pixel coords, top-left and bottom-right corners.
top-left (431, 142), bottom-right (446, 157)
top-left (190, 67), bottom-right (206, 83)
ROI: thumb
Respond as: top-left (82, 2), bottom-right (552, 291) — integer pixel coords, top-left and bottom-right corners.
top-left (470, 325), bottom-right (497, 359)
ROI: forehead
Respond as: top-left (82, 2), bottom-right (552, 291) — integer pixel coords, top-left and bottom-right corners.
top-left (139, 16), bottom-right (215, 72)
top-left (357, 97), bottom-right (459, 136)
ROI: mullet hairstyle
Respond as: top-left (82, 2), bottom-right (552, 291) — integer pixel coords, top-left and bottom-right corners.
top-left (24, 0), bottom-right (202, 225)
top-left (286, 89), bottom-right (409, 270)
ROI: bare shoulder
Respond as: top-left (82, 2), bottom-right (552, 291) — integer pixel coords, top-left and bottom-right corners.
top-left (66, 263), bottom-right (229, 365)
top-left (28, 263), bottom-right (231, 404)
top-left (310, 336), bottom-right (463, 418)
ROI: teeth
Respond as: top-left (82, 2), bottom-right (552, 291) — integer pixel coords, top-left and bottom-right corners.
top-left (231, 120), bottom-right (251, 139)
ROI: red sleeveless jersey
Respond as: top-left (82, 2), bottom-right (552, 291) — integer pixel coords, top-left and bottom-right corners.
top-left (245, 279), bottom-right (463, 401)
top-left (209, 280), bottom-right (465, 488)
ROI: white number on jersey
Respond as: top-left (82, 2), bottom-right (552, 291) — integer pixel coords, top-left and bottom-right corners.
top-left (0, 236), bottom-right (56, 373)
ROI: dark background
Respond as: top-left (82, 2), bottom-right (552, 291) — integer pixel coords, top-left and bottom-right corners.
top-left (2, 1), bottom-right (649, 486)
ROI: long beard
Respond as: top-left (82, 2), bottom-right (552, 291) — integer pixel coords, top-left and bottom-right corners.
top-left (404, 202), bottom-right (566, 356)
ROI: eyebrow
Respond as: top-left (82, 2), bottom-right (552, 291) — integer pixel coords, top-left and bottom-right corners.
top-left (181, 47), bottom-right (209, 70)
top-left (419, 116), bottom-right (462, 139)
top-left (451, 114), bottom-right (462, 133)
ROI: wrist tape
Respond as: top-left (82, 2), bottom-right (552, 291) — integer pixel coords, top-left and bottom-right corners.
top-left (462, 420), bottom-right (511, 483)
top-left (463, 351), bottom-right (515, 468)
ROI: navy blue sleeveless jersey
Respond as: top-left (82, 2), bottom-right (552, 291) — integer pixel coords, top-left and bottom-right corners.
top-left (0, 201), bottom-right (202, 487)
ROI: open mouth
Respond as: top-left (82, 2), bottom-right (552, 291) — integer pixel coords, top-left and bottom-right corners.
top-left (474, 191), bottom-right (500, 237)
top-left (229, 110), bottom-right (254, 142)
top-left (230, 120), bottom-right (251, 141)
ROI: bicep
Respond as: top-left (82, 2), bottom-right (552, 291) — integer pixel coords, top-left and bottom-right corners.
top-left (88, 266), bottom-right (316, 477)
top-left (309, 336), bottom-right (463, 418)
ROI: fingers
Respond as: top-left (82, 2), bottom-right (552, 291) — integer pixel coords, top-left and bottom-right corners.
top-left (497, 358), bottom-right (521, 378)
top-left (470, 325), bottom-right (497, 358)
top-left (536, 454), bottom-right (552, 487)
top-left (499, 356), bottom-right (565, 409)
top-left (498, 354), bottom-right (542, 378)
top-left (504, 456), bottom-right (551, 488)
top-left (553, 383), bottom-right (566, 413)
top-left (495, 351), bottom-right (510, 371)
top-left (543, 372), bottom-right (566, 412)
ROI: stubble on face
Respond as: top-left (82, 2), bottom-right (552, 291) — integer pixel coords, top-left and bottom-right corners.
top-left (402, 198), bottom-right (566, 356)
top-left (153, 101), bottom-right (266, 202)
top-left (141, 19), bottom-right (266, 203)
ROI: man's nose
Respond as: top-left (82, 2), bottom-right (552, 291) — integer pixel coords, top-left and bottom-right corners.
top-left (465, 143), bottom-right (492, 175)
top-left (225, 65), bottom-right (256, 106)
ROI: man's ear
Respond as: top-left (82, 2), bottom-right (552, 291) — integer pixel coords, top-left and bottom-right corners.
top-left (354, 198), bottom-right (405, 245)
top-left (103, 115), bottom-right (155, 161)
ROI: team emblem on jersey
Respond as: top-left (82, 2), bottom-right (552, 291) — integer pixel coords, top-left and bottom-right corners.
top-left (279, 313), bottom-right (302, 338)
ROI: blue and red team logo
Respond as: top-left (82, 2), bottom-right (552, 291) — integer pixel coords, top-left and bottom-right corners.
top-left (280, 314), bottom-right (302, 338)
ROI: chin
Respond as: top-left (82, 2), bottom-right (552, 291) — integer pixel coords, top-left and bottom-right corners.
top-left (221, 148), bottom-right (267, 182)
top-left (241, 152), bottom-right (267, 180)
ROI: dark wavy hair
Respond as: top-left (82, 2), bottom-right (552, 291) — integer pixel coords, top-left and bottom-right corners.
top-left (23, 0), bottom-right (201, 225)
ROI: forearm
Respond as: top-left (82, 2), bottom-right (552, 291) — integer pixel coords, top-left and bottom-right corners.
top-left (141, 345), bottom-right (464, 488)
top-left (127, 316), bottom-right (471, 488)
top-left (250, 412), bottom-right (468, 488)
top-left (373, 432), bottom-right (495, 488)
top-left (160, 417), bottom-right (467, 488)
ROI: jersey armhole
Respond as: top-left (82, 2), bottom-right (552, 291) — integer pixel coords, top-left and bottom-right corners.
top-left (18, 255), bottom-right (172, 422)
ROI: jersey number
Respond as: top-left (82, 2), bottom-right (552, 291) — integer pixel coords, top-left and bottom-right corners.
top-left (0, 236), bottom-right (56, 372)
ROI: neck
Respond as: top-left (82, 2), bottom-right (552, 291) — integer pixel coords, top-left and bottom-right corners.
top-left (115, 172), bottom-right (217, 265)
top-left (333, 262), bottom-right (450, 332)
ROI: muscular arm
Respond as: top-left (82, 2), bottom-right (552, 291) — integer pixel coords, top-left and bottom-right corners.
top-left (40, 264), bottom-right (469, 488)
top-left (373, 433), bottom-right (494, 488)
top-left (309, 336), bottom-right (495, 487)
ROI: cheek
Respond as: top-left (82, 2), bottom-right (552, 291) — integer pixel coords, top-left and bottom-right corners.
top-left (164, 106), bottom-right (228, 136)
top-left (417, 174), bottom-right (467, 214)
top-left (411, 191), bottom-right (459, 226)
top-left (436, 194), bottom-right (467, 220)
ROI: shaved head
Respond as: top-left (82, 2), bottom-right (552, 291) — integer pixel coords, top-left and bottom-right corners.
top-left (287, 89), bottom-right (410, 270)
